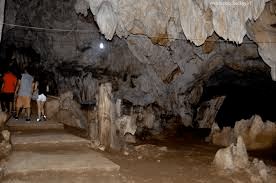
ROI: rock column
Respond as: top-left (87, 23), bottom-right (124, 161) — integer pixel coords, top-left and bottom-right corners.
top-left (98, 83), bottom-right (113, 150)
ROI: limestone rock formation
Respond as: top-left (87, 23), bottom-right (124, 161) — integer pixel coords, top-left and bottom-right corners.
top-left (195, 96), bottom-right (225, 128)
top-left (213, 136), bottom-right (248, 171)
top-left (46, 96), bottom-right (60, 120)
top-left (246, 0), bottom-right (276, 80)
top-left (209, 115), bottom-right (276, 150)
top-left (213, 136), bottom-right (271, 182)
top-left (79, 0), bottom-right (276, 79)
top-left (46, 91), bottom-right (88, 129)
top-left (83, 0), bottom-right (269, 45)
top-left (1, 0), bottom-right (275, 136)
top-left (115, 115), bottom-right (137, 136)
top-left (98, 83), bottom-right (113, 150)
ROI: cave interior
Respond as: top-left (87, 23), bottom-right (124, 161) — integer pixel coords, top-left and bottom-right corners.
top-left (0, 0), bottom-right (276, 163)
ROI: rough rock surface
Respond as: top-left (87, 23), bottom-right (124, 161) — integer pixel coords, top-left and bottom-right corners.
top-left (0, 130), bottom-right (11, 157)
top-left (246, 0), bottom-right (276, 80)
top-left (209, 115), bottom-right (276, 150)
top-left (46, 92), bottom-right (87, 129)
top-left (213, 136), bottom-right (271, 182)
top-left (195, 96), bottom-right (225, 128)
top-left (213, 136), bottom-right (248, 171)
top-left (83, 0), bottom-right (269, 45)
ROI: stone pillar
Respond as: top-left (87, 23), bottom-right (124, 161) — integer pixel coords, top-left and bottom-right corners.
top-left (98, 83), bottom-right (113, 150)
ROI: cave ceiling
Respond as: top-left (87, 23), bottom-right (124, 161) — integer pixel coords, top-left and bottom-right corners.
top-left (0, 0), bottom-right (276, 126)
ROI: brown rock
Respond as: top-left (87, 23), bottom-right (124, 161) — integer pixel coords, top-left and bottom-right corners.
top-left (0, 112), bottom-right (8, 127)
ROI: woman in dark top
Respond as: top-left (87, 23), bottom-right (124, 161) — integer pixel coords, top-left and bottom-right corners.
top-left (36, 76), bottom-right (49, 122)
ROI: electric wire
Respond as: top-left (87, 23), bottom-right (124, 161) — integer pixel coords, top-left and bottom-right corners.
top-left (1, 21), bottom-right (275, 44)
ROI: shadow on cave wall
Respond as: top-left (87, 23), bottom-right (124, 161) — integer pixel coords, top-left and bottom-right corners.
top-left (200, 65), bottom-right (276, 128)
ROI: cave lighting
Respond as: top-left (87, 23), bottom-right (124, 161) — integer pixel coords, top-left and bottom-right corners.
top-left (99, 42), bottom-right (104, 49)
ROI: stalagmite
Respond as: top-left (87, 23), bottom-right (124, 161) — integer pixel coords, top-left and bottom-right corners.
top-left (209, 115), bottom-right (276, 150)
top-left (98, 83), bottom-right (113, 150)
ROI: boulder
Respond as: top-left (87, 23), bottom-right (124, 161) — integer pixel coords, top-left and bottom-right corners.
top-left (46, 96), bottom-right (60, 120)
top-left (213, 143), bottom-right (235, 171)
top-left (53, 91), bottom-right (88, 129)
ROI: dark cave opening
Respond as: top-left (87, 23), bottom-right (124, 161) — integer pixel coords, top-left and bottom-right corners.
top-left (200, 65), bottom-right (276, 128)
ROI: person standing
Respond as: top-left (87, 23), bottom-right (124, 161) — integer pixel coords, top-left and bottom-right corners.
top-left (36, 75), bottom-right (49, 122)
top-left (0, 67), bottom-right (18, 113)
top-left (14, 67), bottom-right (34, 121)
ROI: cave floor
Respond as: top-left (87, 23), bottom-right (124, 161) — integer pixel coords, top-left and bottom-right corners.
top-left (1, 129), bottom-right (276, 183)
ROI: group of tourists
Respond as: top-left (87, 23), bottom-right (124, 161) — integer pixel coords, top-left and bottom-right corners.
top-left (0, 65), bottom-right (49, 122)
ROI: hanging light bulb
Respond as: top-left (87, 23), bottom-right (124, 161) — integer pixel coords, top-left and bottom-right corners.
top-left (99, 42), bottom-right (104, 49)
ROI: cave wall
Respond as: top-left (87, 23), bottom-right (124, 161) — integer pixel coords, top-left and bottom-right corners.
top-left (0, 0), bottom-right (274, 127)
top-left (0, 0), bottom-right (5, 43)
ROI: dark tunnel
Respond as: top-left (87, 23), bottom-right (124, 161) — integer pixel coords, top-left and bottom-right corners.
top-left (200, 65), bottom-right (276, 128)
